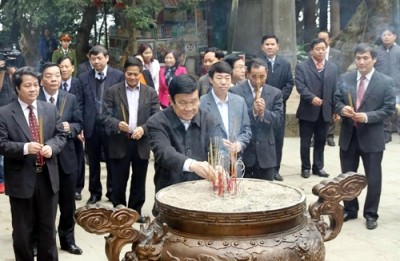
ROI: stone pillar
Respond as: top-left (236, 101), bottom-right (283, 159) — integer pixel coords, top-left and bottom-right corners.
top-left (268, 0), bottom-right (297, 69)
top-left (233, 0), bottom-right (297, 68)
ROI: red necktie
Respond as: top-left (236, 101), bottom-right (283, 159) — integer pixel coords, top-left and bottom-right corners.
top-left (356, 76), bottom-right (366, 110)
top-left (28, 105), bottom-right (44, 166)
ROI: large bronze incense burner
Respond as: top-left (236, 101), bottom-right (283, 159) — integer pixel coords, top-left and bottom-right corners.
top-left (75, 172), bottom-right (367, 261)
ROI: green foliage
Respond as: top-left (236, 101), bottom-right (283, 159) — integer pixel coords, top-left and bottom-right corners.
top-left (123, 0), bottom-right (163, 30)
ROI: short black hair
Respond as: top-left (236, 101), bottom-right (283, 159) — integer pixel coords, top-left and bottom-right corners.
top-left (204, 47), bottom-right (224, 60)
top-left (310, 38), bottom-right (327, 50)
top-left (14, 66), bottom-right (39, 89)
top-left (353, 43), bottom-right (377, 59)
top-left (318, 30), bottom-right (332, 38)
top-left (208, 61), bottom-right (232, 78)
top-left (124, 56), bottom-right (143, 72)
top-left (57, 55), bottom-right (74, 65)
top-left (261, 34), bottom-right (279, 44)
top-left (168, 74), bottom-right (198, 102)
top-left (89, 45), bottom-right (109, 57)
top-left (40, 62), bottom-right (60, 74)
top-left (224, 54), bottom-right (242, 70)
top-left (246, 58), bottom-right (268, 73)
top-left (379, 25), bottom-right (396, 36)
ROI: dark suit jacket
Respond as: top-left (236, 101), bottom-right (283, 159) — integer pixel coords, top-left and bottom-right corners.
top-left (38, 89), bottom-right (83, 174)
top-left (334, 70), bottom-right (396, 152)
top-left (200, 91), bottom-right (252, 151)
top-left (295, 58), bottom-right (337, 122)
top-left (77, 66), bottom-right (124, 138)
top-left (230, 81), bottom-right (283, 169)
top-left (103, 82), bottom-right (160, 159)
top-left (147, 107), bottom-right (222, 192)
top-left (0, 100), bottom-right (67, 198)
top-left (77, 61), bottom-right (92, 77)
top-left (67, 77), bottom-right (81, 96)
top-left (328, 47), bottom-right (343, 75)
top-left (260, 55), bottom-right (294, 102)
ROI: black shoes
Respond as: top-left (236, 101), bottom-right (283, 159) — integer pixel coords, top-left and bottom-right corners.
top-left (327, 137), bottom-right (335, 146)
top-left (86, 195), bottom-right (101, 205)
top-left (75, 192), bottom-right (82, 201)
top-left (312, 169), bottom-right (330, 177)
top-left (301, 169), bottom-right (310, 178)
top-left (274, 173), bottom-right (284, 181)
top-left (366, 218), bottom-right (378, 230)
top-left (343, 212), bottom-right (358, 222)
top-left (61, 244), bottom-right (83, 255)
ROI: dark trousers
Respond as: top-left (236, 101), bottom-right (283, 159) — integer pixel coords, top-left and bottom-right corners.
top-left (74, 139), bottom-right (85, 194)
top-left (340, 129), bottom-right (383, 220)
top-left (58, 169), bottom-right (77, 247)
top-left (244, 165), bottom-right (275, 181)
top-left (110, 140), bottom-right (148, 214)
top-left (299, 116), bottom-right (329, 171)
top-left (85, 126), bottom-right (112, 199)
top-left (326, 120), bottom-right (335, 138)
top-left (9, 167), bottom-right (58, 261)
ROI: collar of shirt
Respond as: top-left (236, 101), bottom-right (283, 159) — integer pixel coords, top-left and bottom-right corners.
top-left (268, 56), bottom-right (276, 63)
top-left (247, 80), bottom-right (263, 98)
top-left (95, 65), bottom-right (108, 78)
top-left (357, 68), bottom-right (375, 83)
top-left (126, 82), bottom-right (141, 91)
top-left (180, 119), bottom-right (191, 130)
top-left (211, 89), bottom-right (229, 105)
top-left (43, 89), bottom-right (59, 104)
top-left (311, 57), bottom-right (325, 67)
top-left (63, 78), bottom-right (72, 88)
top-left (325, 46), bottom-right (330, 60)
top-left (18, 99), bottom-right (38, 112)
top-left (61, 48), bottom-right (69, 54)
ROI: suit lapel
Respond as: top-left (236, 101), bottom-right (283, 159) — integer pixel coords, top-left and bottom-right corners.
top-left (227, 93), bottom-right (239, 138)
top-left (307, 58), bottom-right (322, 79)
top-left (117, 83), bottom-right (129, 120)
top-left (11, 101), bottom-right (31, 141)
top-left (205, 92), bottom-right (226, 136)
top-left (359, 72), bottom-right (376, 108)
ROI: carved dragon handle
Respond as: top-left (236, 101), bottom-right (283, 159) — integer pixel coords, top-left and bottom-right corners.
top-left (75, 204), bottom-right (168, 261)
top-left (308, 172), bottom-right (367, 242)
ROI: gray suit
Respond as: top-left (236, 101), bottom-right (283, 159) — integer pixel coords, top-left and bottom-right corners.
top-left (335, 70), bottom-right (396, 219)
top-left (230, 80), bottom-right (283, 180)
top-left (200, 91), bottom-right (251, 150)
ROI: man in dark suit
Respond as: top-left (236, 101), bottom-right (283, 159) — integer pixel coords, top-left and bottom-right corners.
top-left (0, 67), bottom-right (66, 260)
top-left (200, 61), bottom-right (252, 176)
top-left (147, 74), bottom-right (221, 197)
top-left (103, 57), bottom-right (159, 222)
top-left (77, 45), bottom-right (124, 204)
top-left (295, 38), bottom-right (338, 179)
top-left (334, 43), bottom-right (396, 230)
top-left (230, 58), bottom-right (284, 181)
top-left (77, 43), bottom-right (94, 77)
top-left (318, 30), bottom-right (343, 147)
top-left (57, 56), bottom-right (85, 201)
top-left (38, 62), bottom-right (83, 254)
top-left (259, 34), bottom-right (294, 181)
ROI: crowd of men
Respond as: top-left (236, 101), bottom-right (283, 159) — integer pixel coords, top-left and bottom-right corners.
top-left (0, 26), bottom-right (398, 260)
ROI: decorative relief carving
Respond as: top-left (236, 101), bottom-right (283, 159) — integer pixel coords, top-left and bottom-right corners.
top-left (308, 172), bottom-right (367, 241)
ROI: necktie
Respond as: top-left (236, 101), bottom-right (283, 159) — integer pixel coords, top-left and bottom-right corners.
top-left (63, 82), bottom-right (68, 91)
top-left (268, 60), bottom-right (274, 73)
top-left (356, 76), bottom-right (366, 110)
top-left (28, 105), bottom-right (44, 166)
top-left (316, 62), bottom-right (324, 71)
top-left (49, 96), bottom-right (55, 104)
top-left (98, 72), bottom-right (104, 81)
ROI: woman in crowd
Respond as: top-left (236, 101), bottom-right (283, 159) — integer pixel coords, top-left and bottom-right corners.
top-left (137, 43), bottom-right (160, 93)
top-left (158, 50), bottom-right (187, 108)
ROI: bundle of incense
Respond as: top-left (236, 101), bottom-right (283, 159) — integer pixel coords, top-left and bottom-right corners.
top-left (255, 74), bottom-right (261, 100)
top-left (347, 91), bottom-right (354, 108)
top-left (120, 103), bottom-right (127, 122)
top-left (59, 96), bottom-right (67, 117)
top-left (38, 116), bottom-right (45, 166)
